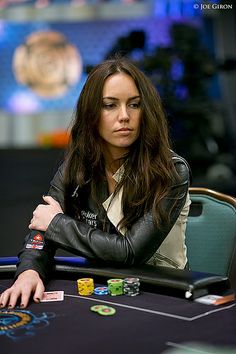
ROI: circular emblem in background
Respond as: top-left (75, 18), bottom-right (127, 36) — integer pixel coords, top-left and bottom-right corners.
top-left (13, 31), bottom-right (82, 97)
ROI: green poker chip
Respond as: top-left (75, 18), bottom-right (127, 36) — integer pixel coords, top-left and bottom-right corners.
top-left (98, 306), bottom-right (116, 316)
top-left (90, 305), bottom-right (107, 313)
top-left (90, 304), bottom-right (116, 316)
top-left (107, 279), bottom-right (124, 296)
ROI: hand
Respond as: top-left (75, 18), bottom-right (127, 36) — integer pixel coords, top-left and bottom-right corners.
top-left (29, 196), bottom-right (63, 231)
top-left (0, 270), bottom-right (45, 309)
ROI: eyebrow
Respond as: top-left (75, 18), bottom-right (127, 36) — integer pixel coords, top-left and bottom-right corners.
top-left (102, 95), bottom-right (141, 101)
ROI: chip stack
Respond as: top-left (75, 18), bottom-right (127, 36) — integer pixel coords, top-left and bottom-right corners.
top-left (94, 286), bottom-right (109, 295)
top-left (107, 279), bottom-right (124, 296)
top-left (123, 277), bottom-right (140, 296)
top-left (77, 278), bottom-right (94, 296)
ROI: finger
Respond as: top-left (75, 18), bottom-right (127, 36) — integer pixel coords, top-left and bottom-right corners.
top-left (43, 195), bottom-right (56, 205)
top-left (0, 290), bottom-right (11, 308)
top-left (33, 281), bottom-right (45, 303)
top-left (20, 288), bottom-right (33, 309)
top-left (34, 204), bottom-right (45, 212)
top-left (0, 289), bottom-right (17, 308)
top-left (7, 291), bottom-right (22, 309)
top-left (1, 286), bottom-right (23, 309)
top-left (29, 221), bottom-right (36, 229)
top-left (29, 217), bottom-right (40, 229)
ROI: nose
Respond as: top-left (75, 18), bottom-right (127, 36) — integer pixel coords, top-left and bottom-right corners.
top-left (118, 104), bottom-right (129, 122)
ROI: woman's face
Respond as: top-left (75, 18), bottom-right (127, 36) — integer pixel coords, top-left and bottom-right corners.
top-left (98, 72), bottom-right (141, 159)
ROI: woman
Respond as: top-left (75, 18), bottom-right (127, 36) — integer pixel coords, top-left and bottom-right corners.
top-left (0, 56), bottom-right (191, 308)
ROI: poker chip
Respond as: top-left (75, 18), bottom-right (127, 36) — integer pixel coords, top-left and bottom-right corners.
top-left (90, 305), bottom-right (107, 313)
top-left (77, 278), bottom-right (94, 296)
top-left (107, 279), bottom-right (123, 296)
top-left (94, 286), bottom-right (109, 295)
top-left (98, 306), bottom-right (116, 316)
top-left (123, 277), bottom-right (140, 296)
top-left (90, 304), bottom-right (116, 316)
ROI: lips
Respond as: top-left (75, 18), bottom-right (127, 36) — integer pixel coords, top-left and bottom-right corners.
top-left (115, 128), bottom-right (132, 132)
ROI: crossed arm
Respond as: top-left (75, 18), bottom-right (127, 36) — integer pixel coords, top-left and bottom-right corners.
top-left (0, 195), bottom-right (64, 308)
top-left (0, 158), bottom-right (190, 308)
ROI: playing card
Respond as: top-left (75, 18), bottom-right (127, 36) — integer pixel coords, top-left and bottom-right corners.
top-left (41, 291), bottom-right (64, 302)
top-left (194, 293), bottom-right (235, 305)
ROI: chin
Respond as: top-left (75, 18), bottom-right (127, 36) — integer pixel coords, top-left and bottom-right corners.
top-left (118, 138), bottom-right (137, 147)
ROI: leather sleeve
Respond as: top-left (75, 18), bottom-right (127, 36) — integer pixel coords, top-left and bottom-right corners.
top-left (15, 233), bottom-right (56, 281)
top-left (45, 157), bottom-right (190, 265)
top-left (15, 165), bottom-right (65, 281)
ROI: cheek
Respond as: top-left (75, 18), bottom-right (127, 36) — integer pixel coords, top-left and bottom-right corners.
top-left (99, 112), bottom-right (114, 130)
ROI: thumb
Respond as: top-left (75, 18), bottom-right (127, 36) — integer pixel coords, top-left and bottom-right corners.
top-left (42, 195), bottom-right (54, 204)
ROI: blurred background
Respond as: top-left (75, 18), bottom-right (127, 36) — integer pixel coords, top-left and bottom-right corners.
top-left (0, 0), bottom-right (236, 256)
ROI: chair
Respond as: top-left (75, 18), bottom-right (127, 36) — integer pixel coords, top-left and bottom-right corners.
top-left (186, 187), bottom-right (236, 282)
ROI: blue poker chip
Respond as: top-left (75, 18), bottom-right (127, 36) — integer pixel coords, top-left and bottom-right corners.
top-left (94, 286), bottom-right (109, 295)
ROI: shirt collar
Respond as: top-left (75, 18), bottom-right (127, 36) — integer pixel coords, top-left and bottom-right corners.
top-left (112, 164), bottom-right (125, 183)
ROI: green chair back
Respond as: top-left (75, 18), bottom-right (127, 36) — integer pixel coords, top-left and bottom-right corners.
top-left (186, 188), bottom-right (236, 277)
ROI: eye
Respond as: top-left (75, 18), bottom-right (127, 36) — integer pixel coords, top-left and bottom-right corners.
top-left (129, 101), bottom-right (141, 109)
top-left (102, 102), bottom-right (116, 109)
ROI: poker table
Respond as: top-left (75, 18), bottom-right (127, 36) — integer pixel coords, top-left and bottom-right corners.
top-left (1, 257), bottom-right (236, 354)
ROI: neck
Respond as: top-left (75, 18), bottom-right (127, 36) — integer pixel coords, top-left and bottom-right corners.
top-left (103, 148), bottom-right (127, 175)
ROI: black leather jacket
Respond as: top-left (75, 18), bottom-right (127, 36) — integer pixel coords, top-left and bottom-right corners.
top-left (15, 153), bottom-right (191, 281)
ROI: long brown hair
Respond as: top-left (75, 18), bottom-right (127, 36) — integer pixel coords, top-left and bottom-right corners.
top-left (64, 56), bottom-right (177, 229)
